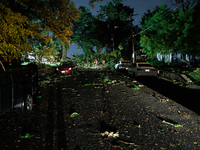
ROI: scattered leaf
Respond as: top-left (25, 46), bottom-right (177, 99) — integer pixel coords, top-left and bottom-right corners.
top-left (70, 112), bottom-right (80, 117)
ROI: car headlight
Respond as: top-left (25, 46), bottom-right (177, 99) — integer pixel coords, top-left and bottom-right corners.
top-left (69, 67), bottom-right (72, 70)
top-left (56, 68), bottom-right (59, 70)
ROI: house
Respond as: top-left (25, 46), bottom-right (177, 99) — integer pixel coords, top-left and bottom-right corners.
top-left (134, 49), bottom-right (200, 66)
top-left (156, 51), bottom-right (200, 66)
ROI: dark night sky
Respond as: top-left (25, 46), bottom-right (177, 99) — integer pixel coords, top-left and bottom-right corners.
top-left (68, 0), bottom-right (173, 57)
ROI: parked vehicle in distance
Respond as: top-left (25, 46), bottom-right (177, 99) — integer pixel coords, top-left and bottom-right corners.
top-left (56, 61), bottom-right (78, 75)
top-left (0, 60), bottom-right (38, 116)
top-left (114, 60), bottom-right (132, 71)
top-left (128, 62), bottom-right (157, 78)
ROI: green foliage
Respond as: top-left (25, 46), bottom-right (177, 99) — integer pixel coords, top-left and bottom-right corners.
top-left (0, 3), bottom-right (33, 60)
top-left (61, 57), bottom-right (71, 62)
top-left (140, 3), bottom-right (200, 65)
top-left (145, 57), bottom-right (166, 68)
top-left (131, 85), bottom-right (140, 90)
top-left (72, 6), bottom-right (99, 56)
top-left (72, 0), bottom-right (137, 60)
top-left (140, 3), bottom-right (173, 58)
top-left (0, 0), bottom-right (81, 60)
top-left (105, 59), bottom-right (115, 71)
top-left (98, 0), bottom-right (131, 21)
top-left (70, 49), bottom-right (119, 71)
top-left (189, 68), bottom-right (200, 82)
top-left (30, 37), bottom-right (59, 64)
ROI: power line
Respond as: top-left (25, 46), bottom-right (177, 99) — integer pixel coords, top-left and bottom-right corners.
top-left (134, 1), bottom-right (178, 35)
top-left (131, 0), bottom-right (163, 29)
top-left (122, 3), bottom-right (181, 47)
top-left (149, 0), bottom-right (160, 10)
top-left (134, 5), bottom-right (180, 36)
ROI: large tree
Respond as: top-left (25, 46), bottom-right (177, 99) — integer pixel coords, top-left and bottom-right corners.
top-left (0, 3), bottom-right (33, 60)
top-left (72, 6), bottom-right (100, 56)
top-left (0, 0), bottom-right (81, 59)
top-left (140, 3), bottom-right (200, 65)
top-left (97, 0), bottom-right (134, 49)
top-left (72, 0), bottom-right (138, 61)
top-left (140, 4), bottom-right (174, 59)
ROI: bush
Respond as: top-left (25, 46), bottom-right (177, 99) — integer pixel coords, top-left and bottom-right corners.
top-left (189, 68), bottom-right (200, 82)
top-left (105, 60), bottom-right (115, 71)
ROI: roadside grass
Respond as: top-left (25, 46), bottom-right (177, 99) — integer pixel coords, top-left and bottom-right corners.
top-left (158, 67), bottom-right (200, 83)
top-left (188, 68), bottom-right (200, 82)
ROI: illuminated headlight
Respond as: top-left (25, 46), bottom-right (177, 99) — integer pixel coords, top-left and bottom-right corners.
top-left (56, 68), bottom-right (59, 70)
top-left (69, 67), bottom-right (72, 70)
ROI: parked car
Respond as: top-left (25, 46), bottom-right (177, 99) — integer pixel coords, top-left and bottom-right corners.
top-left (56, 61), bottom-right (78, 75)
top-left (0, 60), bottom-right (38, 116)
top-left (114, 60), bottom-right (132, 71)
top-left (128, 62), bottom-right (157, 78)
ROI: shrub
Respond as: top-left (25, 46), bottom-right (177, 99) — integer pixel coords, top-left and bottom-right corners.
top-left (189, 68), bottom-right (200, 82)
top-left (105, 60), bottom-right (115, 71)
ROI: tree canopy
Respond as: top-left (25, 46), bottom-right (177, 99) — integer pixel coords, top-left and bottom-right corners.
top-left (139, 2), bottom-right (200, 65)
top-left (72, 0), bottom-right (138, 61)
top-left (72, 6), bottom-right (99, 56)
top-left (0, 0), bottom-right (81, 59)
top-left (0, 3), bottom-right (33, 60)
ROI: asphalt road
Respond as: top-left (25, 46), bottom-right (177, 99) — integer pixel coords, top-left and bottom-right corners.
top-left (0, 70), bottom-right (200, 149)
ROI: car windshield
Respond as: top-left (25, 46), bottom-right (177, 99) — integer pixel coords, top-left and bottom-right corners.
top-left (138, 64), bottom-right (153, 67)
top-left (60, 62), bottom-right (71, 66)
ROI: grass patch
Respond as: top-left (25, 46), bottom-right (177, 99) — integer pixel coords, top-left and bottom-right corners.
top-left (160, 67), bottom-right (200, 83)
top-left (188, 68), bottom-right (200, 82)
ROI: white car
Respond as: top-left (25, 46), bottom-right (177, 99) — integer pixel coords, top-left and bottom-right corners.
top-left (115, 60), bottom-right (132, 71)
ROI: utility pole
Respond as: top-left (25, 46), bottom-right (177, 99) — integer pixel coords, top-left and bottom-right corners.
top-left (130, 16), bottom-right (135, 63)
top-left (130, 14), bottom-right (138, 63)
top-left (112, 26), bottom-right (119, 51)
top-left (112, 34), bottom-right (114, 51)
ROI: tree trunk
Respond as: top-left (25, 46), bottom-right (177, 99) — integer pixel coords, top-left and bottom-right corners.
top-left (187, 53), bottom-right (191, 66)
top-left (181, 53), bottom-right (191, 66)
top-left (171, 51), bottom-right (174, 65)
top-left (62, 45), bottom-right (67, 61)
